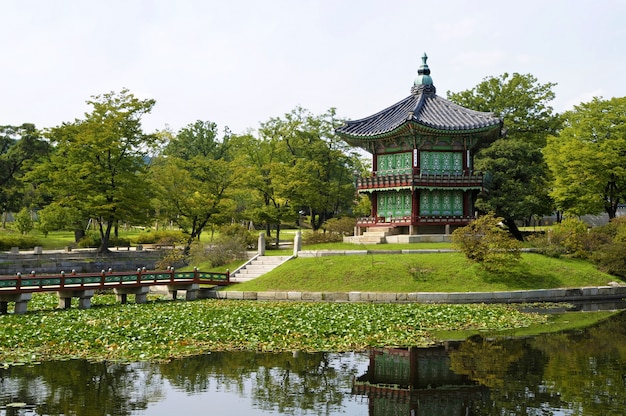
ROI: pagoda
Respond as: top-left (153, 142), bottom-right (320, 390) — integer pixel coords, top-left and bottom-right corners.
top-left (336, 54), bottom-right (503, 242)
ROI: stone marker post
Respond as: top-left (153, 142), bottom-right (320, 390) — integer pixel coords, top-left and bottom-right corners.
top-left (258, 232), bottom-right (265, 256)
top-left (293, 230), bottom-right (302, 257)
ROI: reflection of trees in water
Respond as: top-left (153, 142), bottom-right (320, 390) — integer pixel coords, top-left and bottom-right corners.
top-left (159, 351), bottom-right (364, 415)
top-left (0, 360), bottom-right (162, 415)
top-left (533, 313), bottom-right (626, 416)
top-left (449, 311), bottom-right (626, 416)
top-left (1, 351), bottom-right (364, 416)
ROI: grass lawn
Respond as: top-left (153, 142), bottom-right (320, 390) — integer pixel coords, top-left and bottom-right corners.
top-left (227, 252), bottom-right (619, 293)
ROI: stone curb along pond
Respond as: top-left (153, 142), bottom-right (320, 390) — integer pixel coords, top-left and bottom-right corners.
top-left (208, 284), bottom-right (626, 306)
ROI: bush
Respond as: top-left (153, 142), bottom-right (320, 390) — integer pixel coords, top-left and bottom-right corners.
top-left (592, 241), bottom-right (626, 278)
top-left (77, 233), bottom-right (132, 248)
top-left (155, 249), bottom-right (187, 270)
top-left (323, 217), bottom-right (356, 236)
top-left (451, 212), bottom-right (522, 271)
top-left (134, 230), bottom-right (186, 245)
top-left (0, 233), bottom-right (41, 250)
top-left (303, 230), bottom-right (343, 245)
top-left (218, 224), bottom-right (256, 249)
top-left (546, 217), bottom-right (589, 257)
top-left (186, 225), bottom-right (252, 268)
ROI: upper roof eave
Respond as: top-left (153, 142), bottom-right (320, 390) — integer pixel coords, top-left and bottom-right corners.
top-left (338, 119), bottom-right (502, 142)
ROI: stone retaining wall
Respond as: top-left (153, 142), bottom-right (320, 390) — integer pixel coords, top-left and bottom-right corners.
top-left (0, 250), bottom-right (161, 274)
top-left (204, 285), bottom-right (626, 304)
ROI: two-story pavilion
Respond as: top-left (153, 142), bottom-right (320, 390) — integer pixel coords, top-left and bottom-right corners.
top-left (336, 54), bottom-right (503, 240)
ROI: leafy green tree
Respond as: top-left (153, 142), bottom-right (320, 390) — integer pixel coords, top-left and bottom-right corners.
top-left (234, 107), bottom-right (362, 247)
top-left (0, 124), bottom-right (50, 223)
top-left (36, 89), bottom-right (157, 253)
top-left (447, 72), bottom-right (560, 147)
top-left (151, 120), bottom-right (238, 254)
top-left (447, 73), bottom-right (561, 240)
top-left (14, 207), bottom-right (34, 235)
top-left (228, 132), bottom-right (289, 247)
top-left (545, 96), bottom-right (626, 219)
top-left (262, 107), bottom-right (363, 230)
top-left (474, 138), bottom-right (552, 239)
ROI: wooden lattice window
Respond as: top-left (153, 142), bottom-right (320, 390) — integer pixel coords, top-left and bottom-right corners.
top-left (377, 190), bottom-right (412, 218)
top-left (419, 190), bottom-right (463, 216)
top-left (420, 152), bottom-right (462, 175)
top-left (377, 152), bottom-right (412, 176)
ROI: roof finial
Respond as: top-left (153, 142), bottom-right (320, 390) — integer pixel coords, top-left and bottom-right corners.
top-left (414, 53), bottom-right (433, 87)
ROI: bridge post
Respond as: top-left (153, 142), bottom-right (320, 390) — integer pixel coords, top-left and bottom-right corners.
top-left (113, 287), bottom-right (150, 304)
top-left (57, 290), bottom-right (95, 309)
top-left (167, 284), bottom-right (199, 301)
top-left (0, 293), bottom-right (32, 314)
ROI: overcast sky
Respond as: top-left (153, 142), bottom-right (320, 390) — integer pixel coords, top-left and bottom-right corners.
top-left (2, 0), bottom-right (625, 135)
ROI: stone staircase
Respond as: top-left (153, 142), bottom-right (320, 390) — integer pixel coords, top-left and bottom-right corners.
top-left (229, 255), bottom-right (293, 283)
top-left (343, 227), bottom-right (399, 244)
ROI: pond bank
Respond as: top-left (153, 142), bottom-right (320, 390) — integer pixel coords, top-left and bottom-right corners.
top-left (206, 284), bottom-right (626, 308)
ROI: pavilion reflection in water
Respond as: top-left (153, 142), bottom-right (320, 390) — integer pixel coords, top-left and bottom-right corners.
top-left (353, 343), bottom-right (488, 416)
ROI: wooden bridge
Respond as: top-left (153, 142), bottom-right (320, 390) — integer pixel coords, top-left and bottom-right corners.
top-left (0, 268), bottom-right (234, 314)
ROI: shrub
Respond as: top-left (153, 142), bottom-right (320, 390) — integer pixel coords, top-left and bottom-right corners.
top-left (77, 233), bottom-right (132, 248)
top-left (323, 217), bottom-right (356, 236)
top-left (134, 230), bottom-right (186, 245)
top-left (545, 217), bottom-right (589, 257)
top-left (218, 224), bottom-right (256, 249)
top-left (303, 230), bottom-right (343, 245)
top-left (451, 212), bottom-right (522, 271)
top-left (0, 233), bottom-right (41, 251)
top-left (204, 237), bottom-right (248, 268)
top-left (155, 249), bottom-right (186, 270)
top-left (592, 241), bottom-right (626, 279)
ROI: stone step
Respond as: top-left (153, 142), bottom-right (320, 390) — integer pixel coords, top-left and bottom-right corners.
top-left (353, 236), bottom-right (385, 244)
top-left (229, 255), bottom-right (292, 282)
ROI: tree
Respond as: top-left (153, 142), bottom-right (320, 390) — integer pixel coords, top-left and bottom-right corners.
top-left (545, 96), bottom-right (626, 219)
top-left (474, 138), bottom-right (553, 239)
top-left (14, 207), bottom-right (34, 235)
top-left (447, 73), bottom-right (561, 240)
top-left (238, 107), bottom-right (362, 247)
top-left (0, 124), bottom-right (50, 223)
top-left (447, 72), bottom-right (561, 147)
top-left (37, 89), bottom-right (157, 253)
top-left (151, 120), bottom-right (238, 254)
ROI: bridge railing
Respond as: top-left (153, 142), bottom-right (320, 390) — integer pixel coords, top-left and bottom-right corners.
top-left (0, 268), bottom-right (232, 295)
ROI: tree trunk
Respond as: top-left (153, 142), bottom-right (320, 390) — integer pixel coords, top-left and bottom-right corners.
top-left (97, 221), bottom-right (113, 254)
top-left (605, 202), bottom-right (618, 219)
top-left (275, 223), bottom-right (281, 249)
top-left (74, 228), bottom-right (85, 243)
top-left (504, 218), bottom-right (524, 242)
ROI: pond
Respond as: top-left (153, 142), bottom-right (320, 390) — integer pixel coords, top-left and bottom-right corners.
top-left (1, 311), bottom-right (625, 415)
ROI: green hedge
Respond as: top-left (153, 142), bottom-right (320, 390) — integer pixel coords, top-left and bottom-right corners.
top-left (0, 234), bottom-right (42, 251)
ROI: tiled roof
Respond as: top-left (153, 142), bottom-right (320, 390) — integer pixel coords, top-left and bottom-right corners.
top-left (336, 85), bottom-right (502, 139)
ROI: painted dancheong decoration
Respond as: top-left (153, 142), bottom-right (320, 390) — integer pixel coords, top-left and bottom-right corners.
top-left (336, 54), bottom-right (503, 238)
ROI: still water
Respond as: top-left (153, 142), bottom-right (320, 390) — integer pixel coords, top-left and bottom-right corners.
top-left (2, 311), bottom-right (626, 416)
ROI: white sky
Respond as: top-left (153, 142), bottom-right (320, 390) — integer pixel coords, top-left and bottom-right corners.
top-left (2, 0), bottom-right (625, 135)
